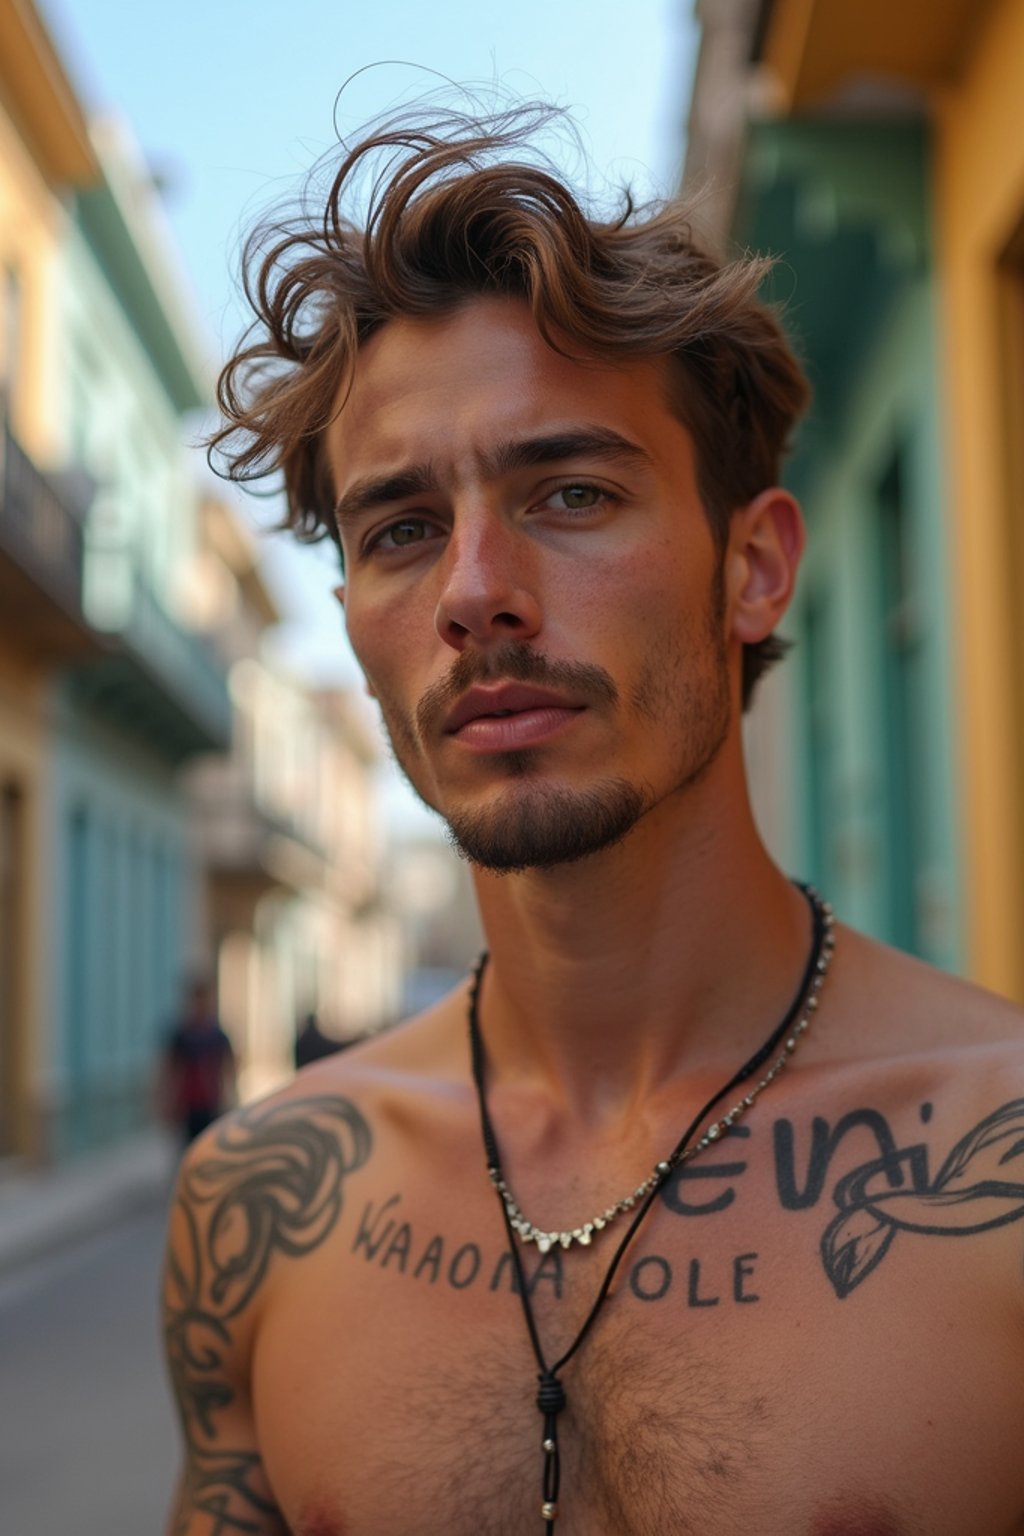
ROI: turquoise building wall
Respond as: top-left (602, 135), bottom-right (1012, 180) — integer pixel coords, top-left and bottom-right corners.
top-left (46, 697), bottom-right (187, 1156)
top-left (736, 122), bottom-right (962, 969)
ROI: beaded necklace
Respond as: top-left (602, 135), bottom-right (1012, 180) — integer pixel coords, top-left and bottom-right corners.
top-left (467, 884), bottom-right (834, 1532)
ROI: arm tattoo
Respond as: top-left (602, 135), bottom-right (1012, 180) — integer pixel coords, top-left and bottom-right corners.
top-left (163, 1095), bottom-right (372, 1531)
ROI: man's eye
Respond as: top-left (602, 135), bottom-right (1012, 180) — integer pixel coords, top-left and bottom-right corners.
top-left (376, 518), bottom-right (431, 550)
top-left (553, 484), bottom-right (603, 511)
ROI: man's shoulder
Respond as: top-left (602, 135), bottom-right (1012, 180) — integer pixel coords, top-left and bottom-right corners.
top-left (182, 985), bottom-right (469, 1165)
top-left (826, 923), bottom-right (1023, 1093)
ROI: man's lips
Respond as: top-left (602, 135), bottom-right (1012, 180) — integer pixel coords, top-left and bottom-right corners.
top-left (442, 684), bottom-right (585, 748)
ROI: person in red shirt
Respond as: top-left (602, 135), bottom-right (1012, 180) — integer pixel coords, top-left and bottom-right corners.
top-left (161, 979), bottom-right (236, 1145)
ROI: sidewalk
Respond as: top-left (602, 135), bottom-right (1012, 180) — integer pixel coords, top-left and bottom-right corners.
top-left (0, 1128), bottom-right (179, 1276)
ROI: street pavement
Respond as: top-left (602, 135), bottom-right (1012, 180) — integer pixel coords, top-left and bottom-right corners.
top-left (0, 1204), bottom-right (181, 1536)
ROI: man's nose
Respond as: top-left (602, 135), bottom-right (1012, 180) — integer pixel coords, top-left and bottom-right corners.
top-left (434, 518), bottom-right (542, 650)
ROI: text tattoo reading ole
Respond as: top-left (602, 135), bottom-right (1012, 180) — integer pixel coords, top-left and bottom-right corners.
top-left (162, 104), bottom-right (1024, 1536)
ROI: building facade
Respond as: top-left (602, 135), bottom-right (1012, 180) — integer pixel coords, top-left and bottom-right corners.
top-left (43, 120), bottom-right (233, 1158)
top-left (0, 0), bottom-right (235, 1161)
top-left (187, 497), bottom-right (403, 1099)
top-left (0, 0), bottom-right (100, 1158)
top-left (685, 0), bottom-right (1023, 994)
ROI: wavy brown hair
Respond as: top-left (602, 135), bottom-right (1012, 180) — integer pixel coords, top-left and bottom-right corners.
top-left (211, 103), bottom-right (810, 708)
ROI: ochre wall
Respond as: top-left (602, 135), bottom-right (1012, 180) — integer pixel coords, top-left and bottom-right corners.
top-left (0, 649), bottom-right (49, 1158)
top-left (934, 0), bottom-right (1024, 996)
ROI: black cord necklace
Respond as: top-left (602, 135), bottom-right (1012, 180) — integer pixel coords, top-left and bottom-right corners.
top-left (467, 884), bottom-right (832, 1533)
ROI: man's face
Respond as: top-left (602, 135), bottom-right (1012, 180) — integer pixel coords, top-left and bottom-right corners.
top-left (326, 297), bottom-right (734, 872)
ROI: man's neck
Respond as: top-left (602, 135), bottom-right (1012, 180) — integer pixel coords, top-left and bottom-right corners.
top-left (471, 777), bottom-right (812, 1128)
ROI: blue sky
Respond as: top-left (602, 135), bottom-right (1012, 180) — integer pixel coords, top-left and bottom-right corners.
top-left (40, 0), bottom-right (698, 823)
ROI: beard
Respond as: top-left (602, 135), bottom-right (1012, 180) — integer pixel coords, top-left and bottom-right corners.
top-left (371, 568), bottom-right (731, 874)
top-left (444, 772), bottom-right (647, 873)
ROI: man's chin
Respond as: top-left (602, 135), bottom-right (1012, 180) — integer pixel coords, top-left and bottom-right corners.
top-left (441, 776), bottom-right (647, 875)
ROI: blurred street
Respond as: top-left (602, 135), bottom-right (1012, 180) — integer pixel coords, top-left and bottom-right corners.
top-left (0, 1206), bottom-right (180, 1536)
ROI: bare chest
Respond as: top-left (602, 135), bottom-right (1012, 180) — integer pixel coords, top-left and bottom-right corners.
top-left (251, 1181), bottom-right (1024, 1536)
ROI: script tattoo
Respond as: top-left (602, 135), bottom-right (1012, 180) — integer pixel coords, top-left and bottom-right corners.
top-left (660, 1097), bottom-right (1024, 1302)
top-left (163, 1095), bottom-right (372, 1533)
top-left (822, 1098), bottom-right (1024, 1297)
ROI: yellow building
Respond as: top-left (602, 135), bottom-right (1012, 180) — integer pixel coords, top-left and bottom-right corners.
top-left (694, 0), bottom-right (1024, 998)
top-left (0, 0), bottom-right (100, 1157)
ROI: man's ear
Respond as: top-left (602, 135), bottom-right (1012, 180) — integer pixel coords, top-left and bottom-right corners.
top-left (724, 488), bottom-right (805, 645)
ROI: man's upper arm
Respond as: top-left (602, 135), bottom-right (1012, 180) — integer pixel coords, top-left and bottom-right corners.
top-left (161, 1090), bottom-right (374, 1535)
top-left (162, 1124), bottom-right (289, 1536)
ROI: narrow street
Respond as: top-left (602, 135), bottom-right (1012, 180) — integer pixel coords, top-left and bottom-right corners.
top-left (0, 1206), bottom-right (181, 1536)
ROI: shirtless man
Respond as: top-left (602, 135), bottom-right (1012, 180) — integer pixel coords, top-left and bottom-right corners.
top-left (163, 108), bottom-right (1024, 1536)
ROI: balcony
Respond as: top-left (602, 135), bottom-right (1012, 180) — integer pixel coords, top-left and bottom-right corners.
top-left (0, 420), bottom-right (101, 660)
top-left (188, 763), bottom-right (332, 935)
top-left (67, 542), bottom-right (232, 761)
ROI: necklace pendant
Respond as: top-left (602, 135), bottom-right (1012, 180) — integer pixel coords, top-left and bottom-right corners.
top-left (518, 1223), bottom-right (599, 1252)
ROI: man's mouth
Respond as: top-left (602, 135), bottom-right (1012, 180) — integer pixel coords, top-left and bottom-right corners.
top-left (443, 684), bottom-right (586, 751)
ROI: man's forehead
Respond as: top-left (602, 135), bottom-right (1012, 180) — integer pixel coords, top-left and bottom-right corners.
top-left (325, 297), bottom-right (683, 484)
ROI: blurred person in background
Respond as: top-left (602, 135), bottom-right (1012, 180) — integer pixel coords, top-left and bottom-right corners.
top-left (159, 977), bottom-right (236, 1147)
top-left (293, 1009), bottom-right (344, 1068)
top-left (160, 104), bottom-right (1024, 1536)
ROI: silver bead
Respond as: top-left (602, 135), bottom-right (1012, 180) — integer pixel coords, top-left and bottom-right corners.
top-left (543, 1438), bottom-right (556, 1453)
top-left (541, 1503), bottom-right (558, 1520)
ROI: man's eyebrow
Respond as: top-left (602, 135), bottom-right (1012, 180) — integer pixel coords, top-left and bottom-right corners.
top-left (333, 465), bottom-right (437, 528)
top-left (485, 427), bottom-right (654, 477)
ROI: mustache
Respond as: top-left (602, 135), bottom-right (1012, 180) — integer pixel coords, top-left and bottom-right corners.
top-left (415, 643), bottom-right (618, 737)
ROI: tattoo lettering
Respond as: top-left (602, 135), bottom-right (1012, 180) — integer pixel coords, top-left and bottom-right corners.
top-left (163, 1095), bottom-right (372, 1533)
top-left (661, 1126), bottom-right (750, 1216)
top-left (822, 1098), bottom-right (1024, 1297)
top-left (659, 1106), bottom-right (934, 1222)
top-left (655, 1096), bottom-right (1024, 1302)
top-left (626, 1251), bottom-right (761, 1305)
top-left (351, 1191), bottom-right (763, 1313)
top-left (352, 1192), bottom-right (566, 1298)
top-left (774, 1110), bottom-right (913, 1211)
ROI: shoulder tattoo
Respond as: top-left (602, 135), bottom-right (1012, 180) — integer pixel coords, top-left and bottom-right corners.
top-left (163, 1094), bottom-right (372, 1531)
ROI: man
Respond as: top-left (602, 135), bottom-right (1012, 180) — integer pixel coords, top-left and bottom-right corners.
top-left (160, 978), bottom-right (236, 1146)
top-left (163, 108), bottom-right (1024, 1535)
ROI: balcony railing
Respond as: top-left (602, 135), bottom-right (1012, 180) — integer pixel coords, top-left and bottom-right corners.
top-left (0, 420), bottom-right (89, 628)
top-left (79, 542), bottom-right (232, 758)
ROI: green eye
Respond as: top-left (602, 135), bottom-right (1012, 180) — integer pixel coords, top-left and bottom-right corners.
top-left (559, 485), bottom-right (601, 509)
top-left (388, 519), bottom-right (427, 546)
